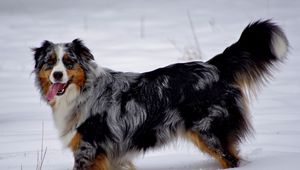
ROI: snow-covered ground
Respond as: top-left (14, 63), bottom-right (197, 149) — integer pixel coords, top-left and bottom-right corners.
top-left (0, 0), bottom-right (300, 169)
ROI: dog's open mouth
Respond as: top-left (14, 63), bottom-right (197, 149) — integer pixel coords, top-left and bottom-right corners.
top-left (46, 81), bottom-right (70, 101)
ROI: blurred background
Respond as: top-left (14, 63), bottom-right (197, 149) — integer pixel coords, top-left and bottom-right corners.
top-left (0, 0), bottom-right (299, 169)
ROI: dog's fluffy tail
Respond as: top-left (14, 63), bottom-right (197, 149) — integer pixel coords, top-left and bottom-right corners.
top-left (208, 20), bottom-right (288, 95)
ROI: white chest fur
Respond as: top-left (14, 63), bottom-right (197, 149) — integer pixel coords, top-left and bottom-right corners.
top-left (52, 84), bottom-right (80, 147)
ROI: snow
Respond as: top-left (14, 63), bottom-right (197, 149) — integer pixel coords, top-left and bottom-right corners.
top-left (0, 0), bottom-right (300, 169)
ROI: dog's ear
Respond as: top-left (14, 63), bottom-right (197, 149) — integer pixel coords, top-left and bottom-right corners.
top-left (71, 39), bottom-right (94, 61)
top-left (32, 40), bottom-right (53, 69)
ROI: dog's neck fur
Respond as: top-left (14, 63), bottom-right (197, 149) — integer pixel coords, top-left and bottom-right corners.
top-left (50, 62), bottom-right (105, 147)
top-left (51, 83), bottom-right (80, 146)
top-left (49, 61), bottom-right (138, 148)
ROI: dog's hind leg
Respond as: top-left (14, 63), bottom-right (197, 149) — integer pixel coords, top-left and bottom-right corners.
top-left (186, 130), bottom-right (239, 168)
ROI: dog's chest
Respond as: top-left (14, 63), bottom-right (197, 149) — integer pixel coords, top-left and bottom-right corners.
top-left (52, 84), bottom-right (80, 147)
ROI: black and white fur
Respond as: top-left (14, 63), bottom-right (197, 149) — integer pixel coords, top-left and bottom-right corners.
top-left (33, 20), bottom-right (288, 169)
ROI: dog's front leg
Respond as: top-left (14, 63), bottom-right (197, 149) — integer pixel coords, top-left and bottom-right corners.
top-left (73, 140), bottom-right (109, 170)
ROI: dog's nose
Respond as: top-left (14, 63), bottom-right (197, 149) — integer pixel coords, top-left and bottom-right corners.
top-left (53, 71), bottom-right (63, 81)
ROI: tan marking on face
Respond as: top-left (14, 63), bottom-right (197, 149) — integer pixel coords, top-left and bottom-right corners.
top-left (37, 53), bottom-right (57, 96)
top-left (38, 66), bottom-right (52, 96)
top-left (67, 64), bottom-right (85, 89)
top-left (63, 54), bottom-right (86, 89)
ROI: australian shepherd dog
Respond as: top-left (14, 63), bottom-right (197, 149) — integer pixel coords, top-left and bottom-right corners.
top-left (33, 20), bottom-right (288, 170)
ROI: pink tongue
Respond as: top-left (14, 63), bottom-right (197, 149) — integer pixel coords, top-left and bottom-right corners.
top-left (46, 83), bottom-right (65, 101)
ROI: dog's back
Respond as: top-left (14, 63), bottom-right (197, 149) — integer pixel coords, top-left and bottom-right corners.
top-left (118, 20), bottom-right (288, 168)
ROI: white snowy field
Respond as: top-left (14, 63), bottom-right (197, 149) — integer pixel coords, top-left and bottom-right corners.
top-left (0, 0), bottom-right (300, 169)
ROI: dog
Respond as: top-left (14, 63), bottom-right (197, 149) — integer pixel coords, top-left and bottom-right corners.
top-left (33, 20), bottom-right (288, 170)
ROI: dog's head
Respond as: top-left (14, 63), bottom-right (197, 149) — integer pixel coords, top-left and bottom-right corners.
top-left (33, 39), bottom-right (94, 103)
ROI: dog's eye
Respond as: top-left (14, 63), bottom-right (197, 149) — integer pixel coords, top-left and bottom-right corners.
top-left (45, 59), bottom-right (56, 69)
top-left (64, 60), bottom-right (74, 69)
top-left (48, 60), bottom-right (55, 65)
